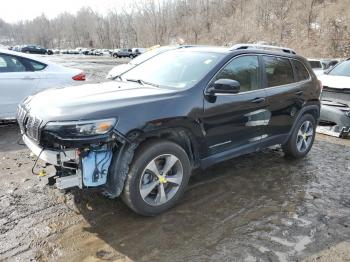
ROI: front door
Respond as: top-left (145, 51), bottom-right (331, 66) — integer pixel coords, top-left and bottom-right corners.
top-left (202, 55), bottom-right (269, 156)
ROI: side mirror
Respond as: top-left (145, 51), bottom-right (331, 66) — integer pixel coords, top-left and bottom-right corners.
top-left (207, 79), bottom-right (240, 95)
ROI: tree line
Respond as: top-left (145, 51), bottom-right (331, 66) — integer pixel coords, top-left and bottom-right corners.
top-left (0, 0), bottom-right (349, 57)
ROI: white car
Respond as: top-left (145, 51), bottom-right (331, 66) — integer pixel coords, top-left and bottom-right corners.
top-left (308, 59), bottom-right (325, 76)
top-left (318, 59), bottom-right (350, 137)
top-left (318, 59), bottom-right (350, 91)
top-left (0, 49), bottom-right (85, 119)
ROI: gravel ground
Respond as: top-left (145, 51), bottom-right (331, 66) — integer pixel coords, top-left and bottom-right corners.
top-left (0, 55), bottom-right (349, 261)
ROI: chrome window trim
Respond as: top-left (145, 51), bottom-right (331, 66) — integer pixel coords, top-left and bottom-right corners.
top-left (204, 53), bottom-right (312, 96)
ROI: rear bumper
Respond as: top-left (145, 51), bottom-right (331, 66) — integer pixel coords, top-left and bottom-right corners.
top-left (23, 135), bottom-right (76, 166)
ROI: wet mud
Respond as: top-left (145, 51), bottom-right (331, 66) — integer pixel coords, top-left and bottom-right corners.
top-left (1, 124), bottom-right (349, 261)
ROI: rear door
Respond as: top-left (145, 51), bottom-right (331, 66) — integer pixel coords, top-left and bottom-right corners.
top-left (202, 55), bottom-right (269, 155)
top-left (0, 53), bottom-right (41, 119)
top-left (262, 56), bottom-right (307, 139)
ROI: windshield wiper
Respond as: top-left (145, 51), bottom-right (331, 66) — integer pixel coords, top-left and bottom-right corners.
top-left (126, 79), bottom-right (160, 88)
top-left (126, 78), bottom-right (145, 85)
top-left (112, 75), bottom-right (124, 81)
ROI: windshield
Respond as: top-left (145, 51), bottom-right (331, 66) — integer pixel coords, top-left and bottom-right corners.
top-left (130, 46), bottom-right (175, 65)
top-left (309, 60), bottom-right (322, 69)
top-left (122, 50), bottom-right (224, 89)
top-left (328, 60), bottom-right (350, 77)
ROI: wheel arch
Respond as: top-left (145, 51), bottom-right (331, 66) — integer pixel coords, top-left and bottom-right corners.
top-left (284, 104), bottom-right (320, 144)
top-left (104, 127), bottom-right (200, 198)
top-left (130, 127), bottom-right (201, 169)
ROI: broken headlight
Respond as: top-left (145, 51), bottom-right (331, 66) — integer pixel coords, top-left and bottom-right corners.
top-left (44, 118), bottom-right (117, 138)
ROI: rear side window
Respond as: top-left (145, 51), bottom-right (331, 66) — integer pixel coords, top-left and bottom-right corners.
top-left (27, 59), bottom-right (47, 71)
top-left (293, 60), bottom-right (310, 81)
top-left (263, 56), bottom-right (294, 87)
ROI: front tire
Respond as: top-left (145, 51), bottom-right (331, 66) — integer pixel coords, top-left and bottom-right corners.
top-left (282, 114), bottom-right (316, 159)
top-left (122, 140), bottom-right (191, 216)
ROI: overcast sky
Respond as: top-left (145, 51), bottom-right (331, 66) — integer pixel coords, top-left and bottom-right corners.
top-left (1, 0), bottom-right (128, 23)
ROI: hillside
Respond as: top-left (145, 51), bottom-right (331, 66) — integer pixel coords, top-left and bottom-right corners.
top-left (0, 0), bottom-right (349, 58)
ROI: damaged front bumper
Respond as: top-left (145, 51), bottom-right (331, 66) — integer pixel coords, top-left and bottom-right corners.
top-left (23, 134), bottom-right (76, 166)
top-left (23, 134), bottom-right (83, 189)
top-left (23, 134), bottom-right (115, 190)
top-left (318, 100), bottom-right (350, 138)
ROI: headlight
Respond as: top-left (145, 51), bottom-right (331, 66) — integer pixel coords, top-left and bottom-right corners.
top-left (45, 118), bottom-right (117, 138)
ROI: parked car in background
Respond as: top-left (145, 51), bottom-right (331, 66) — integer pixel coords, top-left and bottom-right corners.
top-left (322, 59), bottom-right (339, 70)
top-left (101, 49), bottom-right (112, 56)
top-left (12, 45), bottom-right (23, 52)
top-left (20, 45), bottom-right (53, 55)
top-left (318, 59), bottom-right (350, 137)
top-left (19, 44), bottom-right (320, 215)
top-left (107, 45), bottom-right (194, 79)
top-left (308, 59), bottom-right (324, 76)
top-left (0, 49), bottom-right (85, 119)
top-left (112, 48), bottom-right (133, 58)
top-left (67, 49), bottom-right (80, 55)
top-left (131, 48), bottom-right (146, 57)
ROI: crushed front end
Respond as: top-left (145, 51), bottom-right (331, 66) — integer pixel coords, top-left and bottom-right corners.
top-left (17, 105), bottom-right (123, 191)
top-left (318, 87), bottom-right (350, 138)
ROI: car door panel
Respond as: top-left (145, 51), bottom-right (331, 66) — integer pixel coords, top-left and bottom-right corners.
top-left (201, 55), bottom-right (268, 156)
top-left (264, 83), bottom-right (303, 137)
top-left (0, 72), bottom-right (40, 118)
top-left (0, 54), bottom-right (41, 119)
top-left (262, 56), bottom-right (304, 139)
top-left (203, 89), bottom-right (269, 155)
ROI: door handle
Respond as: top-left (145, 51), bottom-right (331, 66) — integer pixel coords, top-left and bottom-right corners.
top-left (21, 76), bottom-right (35, 80)
top-left (251, 97), bottom-right (266, 103)
top-left (295, 90), bottom-right (303, 96)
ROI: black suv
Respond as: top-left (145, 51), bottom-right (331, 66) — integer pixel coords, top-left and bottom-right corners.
top-left (20, 45), bottom-right (53, 55)
top-left (17, 44), bottom-right (321, 216)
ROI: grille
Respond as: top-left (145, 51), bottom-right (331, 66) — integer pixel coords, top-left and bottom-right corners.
top-left (16, 106), bottom-right (42, 142)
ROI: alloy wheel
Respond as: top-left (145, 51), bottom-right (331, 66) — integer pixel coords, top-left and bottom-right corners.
top-left (139, 154), bottom-right (183, 206)
top-left (296, 120), bottom-right (314, 152)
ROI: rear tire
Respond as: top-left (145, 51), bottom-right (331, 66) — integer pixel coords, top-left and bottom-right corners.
top-left (282, 114), bottom-right (316, 159)
top-left (122, 140), bottom-right (191, 216)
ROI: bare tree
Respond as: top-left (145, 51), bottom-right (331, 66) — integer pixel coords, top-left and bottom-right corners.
top-left (1, 0), bottom-right (350, 57)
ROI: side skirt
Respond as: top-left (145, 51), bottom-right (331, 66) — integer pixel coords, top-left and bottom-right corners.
top-left (200, 134), bottom-right (287, 169)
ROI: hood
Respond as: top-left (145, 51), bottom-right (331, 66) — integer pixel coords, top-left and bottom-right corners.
top-left (313, 69), bottom-right (324, 76)
top-left (318, 74), bottom-right (350, 89)
top-left (106, 64), bottom-right (134, 79)
top-left (24, 80), bottom-right (177, 121)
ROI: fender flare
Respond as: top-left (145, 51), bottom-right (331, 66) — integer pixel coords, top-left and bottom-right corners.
top-left (283, 104), bottom-right (320, 144)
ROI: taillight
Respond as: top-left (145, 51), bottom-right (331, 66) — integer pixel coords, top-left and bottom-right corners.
top-left (72, 72), bottom-right (86, 81)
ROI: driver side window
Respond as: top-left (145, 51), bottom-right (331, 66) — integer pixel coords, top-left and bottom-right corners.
top-left (214, 55), bottom-right (260, 92)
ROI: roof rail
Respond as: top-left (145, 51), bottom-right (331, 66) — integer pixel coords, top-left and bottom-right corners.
top-left (230, 44), bottom-right (296, 54)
